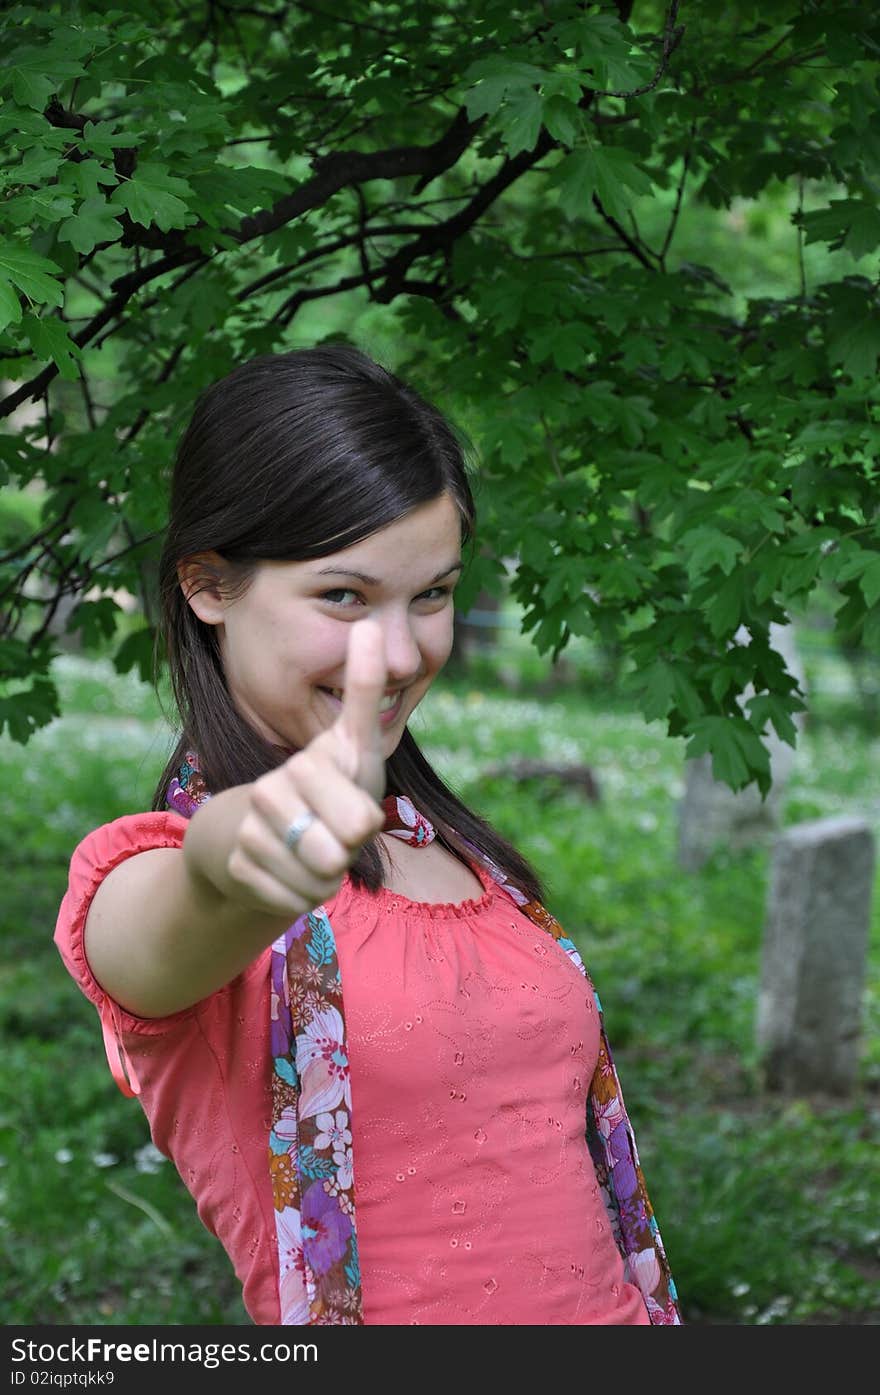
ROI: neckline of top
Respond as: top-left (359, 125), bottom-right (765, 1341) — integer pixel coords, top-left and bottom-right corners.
top-left (348, 857), bottom-right (498, 920)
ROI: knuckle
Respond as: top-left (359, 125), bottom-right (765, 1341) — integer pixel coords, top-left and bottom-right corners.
top-left (336, 797), bottom-right (383, 850)
top-left (355, 809), bottom-right (382, 845)
top-left (250, 780), bottom-right (279, 821)
top-left (279, 751), bottom-right (309, 791)
top-left (290, 747), bottom-right (317, 776)
top-left (226, 846), bottom-right (250, 885)
top-left (319, 849), bottom-right (350, 880)
top-left (237, 816), bottom-right (264, 861)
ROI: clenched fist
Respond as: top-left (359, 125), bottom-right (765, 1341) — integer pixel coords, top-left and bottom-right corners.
top-left (221, 618), bottom-right (389, 918)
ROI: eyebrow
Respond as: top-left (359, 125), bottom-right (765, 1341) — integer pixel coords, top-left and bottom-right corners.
top-left (313, 561), bottom-right (463, 586)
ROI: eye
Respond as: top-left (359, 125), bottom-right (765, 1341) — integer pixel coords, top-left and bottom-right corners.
top-left (320, 589), bottom-right (360, 606)
top-left (317, 585), bottom-right (454, 608)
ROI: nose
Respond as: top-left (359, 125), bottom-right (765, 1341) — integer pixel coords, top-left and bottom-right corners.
top-left (378, 608), bottom-right (424, 688)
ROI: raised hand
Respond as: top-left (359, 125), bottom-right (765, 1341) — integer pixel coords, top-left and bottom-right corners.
top-left (223, 618), bottom-right (389, 918)
top-left (321, 614), bottom-right (388, 806)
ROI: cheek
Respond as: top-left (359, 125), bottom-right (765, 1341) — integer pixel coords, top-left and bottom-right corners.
top-left (428, 612), bottom-right (456, 669)
top-left (293, 616), bottom-right (348, 677)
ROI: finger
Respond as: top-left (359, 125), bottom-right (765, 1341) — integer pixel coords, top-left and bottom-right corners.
top-left (286, 755), bottom-right (386, 853)
top-left (227, 845), bottom-right (342, 917)
top-left (238, 795), bottom-right (353, 896)
top-left (338, 617), bottom-right (387, 754)
top-left (252, 759), bottom-right (384, 870)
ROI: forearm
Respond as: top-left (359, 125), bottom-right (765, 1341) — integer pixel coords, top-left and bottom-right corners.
top-left (85, 787), bottom-right (297, 1020)
top-left (183, 783), bottom-right (263, 905)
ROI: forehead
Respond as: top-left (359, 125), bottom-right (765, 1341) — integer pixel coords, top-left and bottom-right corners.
top-left (314, 495), bottom-right (462, 571)
top-left (262, 495), bottom-right (464, 587)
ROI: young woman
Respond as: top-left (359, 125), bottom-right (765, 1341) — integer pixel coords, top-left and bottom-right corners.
top-left (55, 345), bottom-right (681, 1326)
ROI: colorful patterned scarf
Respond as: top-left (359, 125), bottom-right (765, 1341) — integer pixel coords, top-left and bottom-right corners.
top-left (167, 753), bottom-right (681, 1326)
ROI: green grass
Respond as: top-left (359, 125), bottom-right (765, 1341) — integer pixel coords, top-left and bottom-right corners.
top-left (1, 621), bottom-right (878, 1326)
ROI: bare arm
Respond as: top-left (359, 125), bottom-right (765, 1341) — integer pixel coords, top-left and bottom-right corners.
top-left (84, 789), bottom-right (303, 1019)
top-left (83, 620), bottom-right (389, 1019)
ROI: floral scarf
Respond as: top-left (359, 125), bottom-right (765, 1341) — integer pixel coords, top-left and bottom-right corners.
top-left (167, 753), bottom-right (682, 1326)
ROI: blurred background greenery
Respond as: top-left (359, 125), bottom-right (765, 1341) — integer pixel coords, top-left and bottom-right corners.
top-left (2, 1), bottom-right (879, 1326)
top-left (1, 585), bottom-right (878, 1326)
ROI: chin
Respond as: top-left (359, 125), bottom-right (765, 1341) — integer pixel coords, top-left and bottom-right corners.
top-left (382, 725), bottom-right (406, 753)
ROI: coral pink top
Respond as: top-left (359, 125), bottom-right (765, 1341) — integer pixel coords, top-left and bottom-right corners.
top-left (55, 812), bottom-right (648, 1326)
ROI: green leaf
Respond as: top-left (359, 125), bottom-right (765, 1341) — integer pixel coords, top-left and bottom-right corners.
top-left (58, 196), bottom-right (124, 255)
top-left (79, 119), bottom-right (140, 158)
top-left (705, 570), bottom-right (746, 638)
top-left (598, 556), bottom-right (645, 600)
top-left (681, 526), bottom-right (744, 581)
top-left (710, 663), bottom-right (737, 705)
top-left (548, 145), bottom-right (651, 223)
top-left (0, 244), bottom-right (64, 308)
top-left (10, 66), bottom-right (56, 109)
top-left (798, 200), bottom-right (858, 249)
top-left (67, 597), bottom-right (122, 646)
top-left (548, 148), bottom-right (596, 219)
top-left (500, 90), bottom-right (543, 156)
top-left (114, 626), bottom-right (155, 684)
top-left (845, 203), bottom-right (880, 260)
top-left (859, 557), bottom-right (880, 608)
top-left (591, 147), bottom-right (653, 222)
top-left (3, 190), bottom-right (75, 229)
top-left (800, 196), bottom-right (880, 260)
top-left (541, 73), bottom-right (583, 105)
top-left (22, 313), bottom-right (82, 380)
top-left (781, 548), bottom-right (822, 598)
top-left (686, 715), bottom-right (771, 794)
top-left (0, 277), bottom-right (22, 333)
top-left (529, 321), bottom-right (596, 371)
top-left (828, 315), bottom-right (880, 380)
top-left (542, 95), bottom-right (581, 147)
top-left (59, 159), bottom-right (118, 201)
top-left (3, 45), bottom-right (87, 110)
top-left (462, 56), bottom-right (546, 120)
top-left (639, 659), bottom-right (675, 721)
top-left (8, 149), bottom-right (67, 190)
top-left (829, 543), bottom-right (875, 586)
top-left (110, 163), bottom-right (193, 232)
top-left (487, 414), bottom-right (533, 467)
top-left (0, 674), bottom-right (60, 743)
top-left (581, 14), bottom-right (649, 92)
top-left (186, 163), bottom-right (288, 223)
top-left (671, 665), bottom-right (704, 722)
top-left (746, 693), bottom-right (799, 746)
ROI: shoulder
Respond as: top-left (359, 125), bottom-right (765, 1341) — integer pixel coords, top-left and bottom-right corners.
top-left (69, 811), bottom-right (187, 874)
top-left (55, 811), bottom-right (188, 1008)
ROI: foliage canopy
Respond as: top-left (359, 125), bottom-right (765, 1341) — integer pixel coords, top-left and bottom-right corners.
top-left (2, 0), bottom-right (879, 793)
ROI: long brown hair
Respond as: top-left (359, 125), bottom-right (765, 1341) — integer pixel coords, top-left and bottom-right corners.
top-left (152, 345), bottom-right (545, 902)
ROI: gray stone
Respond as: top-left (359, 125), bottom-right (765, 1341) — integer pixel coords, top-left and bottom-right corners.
top-left (677, 622), bottom-right (807, 870)
top-left (757, 816), bottom-right (874, 1095)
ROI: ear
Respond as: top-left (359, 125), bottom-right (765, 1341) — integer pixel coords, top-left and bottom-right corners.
top-left (177, 552), bottom-right (228, 626)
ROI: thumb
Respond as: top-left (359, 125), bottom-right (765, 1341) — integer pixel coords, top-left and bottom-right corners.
top-left (336, 617), bottom-right (387, 773)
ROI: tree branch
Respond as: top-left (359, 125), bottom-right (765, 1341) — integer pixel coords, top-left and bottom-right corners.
top-left (592, 0), bottom-right (685, 99)
top-left (237, 105), bottom-right (482, 243)
top-left (371, 128), bottom-right (558, 303)
top-left (659, 124), bottom-right (695, 267)
top-left (592, 196), bottom-right (656, 270)
top-left (1, 108), bottom-right (484, 418)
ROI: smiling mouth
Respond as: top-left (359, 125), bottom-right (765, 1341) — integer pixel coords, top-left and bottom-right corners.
top-left (319, 687), bottom-right (404, 715)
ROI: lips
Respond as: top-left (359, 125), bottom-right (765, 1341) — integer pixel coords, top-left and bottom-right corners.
top-left (319, 687), bottom-right (404, 720)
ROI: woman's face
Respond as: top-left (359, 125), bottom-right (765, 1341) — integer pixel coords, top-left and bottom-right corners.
top-left (181, 493), bottom-right (464, 758)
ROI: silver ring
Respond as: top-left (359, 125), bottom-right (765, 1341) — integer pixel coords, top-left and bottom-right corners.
top-left (284, 811), bottom-right (319, 852)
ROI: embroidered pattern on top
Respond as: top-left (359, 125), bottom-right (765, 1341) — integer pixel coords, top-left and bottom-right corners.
top-left (169, 753), bottom-right (681, 1326)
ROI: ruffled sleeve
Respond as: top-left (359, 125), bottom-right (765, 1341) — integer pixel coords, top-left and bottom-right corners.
top-left (54, 812), bottom-right (198, 1095)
